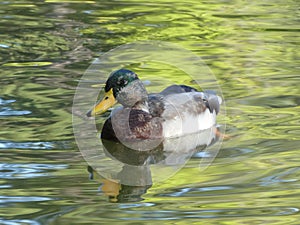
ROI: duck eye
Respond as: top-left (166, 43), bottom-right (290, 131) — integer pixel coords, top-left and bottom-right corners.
top-left (105, 96), bottom-right (109, 100)
top-left (119, 79), bottom-right (127, 85)
top-left (116, 78), bottom-right (128, 87)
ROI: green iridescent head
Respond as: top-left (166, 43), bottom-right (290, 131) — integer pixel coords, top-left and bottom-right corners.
top-left (105, 69), bottom-right (139, 98)
top-left (87, 69), bottom-right (147, 117)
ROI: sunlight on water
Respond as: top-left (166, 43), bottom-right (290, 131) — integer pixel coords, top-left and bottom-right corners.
top-left (0, 163), bottom-right (68, 179)
top-left (0, 0), bottom-right (299, 224)
top-left (0, 98), bottom-right (31, 116)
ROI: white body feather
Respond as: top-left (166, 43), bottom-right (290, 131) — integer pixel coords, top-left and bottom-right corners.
top-left (162, 108), bottom-right (216, 138)
top-left (161, 92), bottom-right (218, 138)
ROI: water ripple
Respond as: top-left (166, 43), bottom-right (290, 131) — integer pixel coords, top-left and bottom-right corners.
top-left (0, 163), bottom-right (68, 179)
top-left (158, 186), bottom-right (233, 197)
top-left (0, 99), bottom-right (15, 105)
top-left (0, 98), bottom-right (31, 116)
top-left (0, 219), bottom-right (40, 225)
top-left (0, 44), bottom-right (10, 48)
top-left (0, 107), bottom-right (31, 116)
top-left (259, 167), bottom-right (300, 186)
top-left (0, 196), bottom-right (52, 204)
top-left (119, 207), bottom-right (299, 220)
top-left (0, 185), bottom-right (11, 188)
top-left (119, 202), bottom-right (155, 209)
top-left (0, 140), bottom-right (72, 150)
top-left (0, 141), bottom-right (53, 150)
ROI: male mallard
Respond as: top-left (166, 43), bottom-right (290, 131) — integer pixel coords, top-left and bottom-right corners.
top-left (87, 69), bottom-right (221, 141)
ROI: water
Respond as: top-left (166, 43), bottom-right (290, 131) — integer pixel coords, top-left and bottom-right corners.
top-left (1, 0), bottom-right (299, 224)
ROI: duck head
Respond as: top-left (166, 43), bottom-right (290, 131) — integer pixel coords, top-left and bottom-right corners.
top-left (87, 69), bottom-right (148, 117)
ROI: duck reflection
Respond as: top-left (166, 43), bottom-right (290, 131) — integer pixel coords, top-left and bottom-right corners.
top-left (88, 117), bottom-right (220, 203)
top-left (88, 165), bottom-right (152, 203)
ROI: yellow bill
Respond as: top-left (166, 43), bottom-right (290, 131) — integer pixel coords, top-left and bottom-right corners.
top-left (86, 89), bottom-right (117, 117)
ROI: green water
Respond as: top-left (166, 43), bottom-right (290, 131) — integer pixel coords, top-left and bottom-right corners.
top-left (1, 0), bottom-right (299, 224)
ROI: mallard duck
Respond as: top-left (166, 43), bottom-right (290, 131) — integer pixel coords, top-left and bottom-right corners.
top-left (87, 69), bottom-right (222, 142)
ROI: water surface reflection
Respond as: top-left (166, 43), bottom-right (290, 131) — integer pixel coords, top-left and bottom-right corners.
top-left (90, 122), bottom-right (220, 202)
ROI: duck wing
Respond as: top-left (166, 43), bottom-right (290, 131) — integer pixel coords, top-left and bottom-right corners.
top-left (148, 85), bottom-right (197, 117)
top-left (159, 84), bottom-right (198, 95)
top-left (148, 85), bottom-right (221, 117)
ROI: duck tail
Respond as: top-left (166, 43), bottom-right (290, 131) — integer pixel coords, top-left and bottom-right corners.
top-left (203, 90), bottom-right (222, 114)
